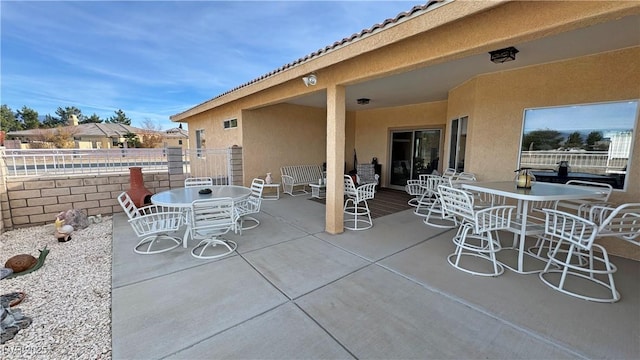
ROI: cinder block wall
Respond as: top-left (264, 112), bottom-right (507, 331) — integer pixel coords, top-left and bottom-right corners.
top-left (1, 171), bottom-right (187, 230)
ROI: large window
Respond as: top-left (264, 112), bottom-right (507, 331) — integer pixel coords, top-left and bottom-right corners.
top-left (519, 100), bottom-right (638, 190)
top-left (449, 116), bottom-right (467, 172)
top-left (195, 129), bottom-right (205, 158)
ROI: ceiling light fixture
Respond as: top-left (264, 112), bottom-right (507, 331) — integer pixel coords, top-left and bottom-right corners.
top-left (489, 46), bottom-right (519, 64)
top-left (302, 74), bottom-right (317, 87)
top-left (357, 98), bottom-right (370, 105)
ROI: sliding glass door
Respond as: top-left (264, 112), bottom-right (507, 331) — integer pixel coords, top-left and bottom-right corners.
top-left (389, 129), bottom-right (442, 190)
top-left (449, 116), bottom-right (468, 172)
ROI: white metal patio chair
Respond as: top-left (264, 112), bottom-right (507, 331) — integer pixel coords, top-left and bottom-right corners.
top-left (234, 178), bottom-right (264, 235)
top-left (537, 207), bottom-right (624, 303)
top-left (344, 175), bottom-right (376, 230)
top-left (189, 198), bottom-right (238, 260)
top-left (117, 191), bottom-right (183, 255)
top-left (442, 168), bottom-right (457, 179)
top-left (450, 171), bottom-right (476, 186)
top-left (184, 177), bottom-right (214, 187)
top-left (590, 203), bottom-right (640, 247)
top-left (555, 180), bottom-right (613, 217)
top-left (416, 175), bottom-right (457, 228)
top-left (438, 185), bottom-right (515, 276)
top-left (405, 179), bottom-right (427, 207)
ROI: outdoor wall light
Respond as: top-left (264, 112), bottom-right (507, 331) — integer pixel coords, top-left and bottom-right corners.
top-left (489, 46), bottom-right (519, 63)
top-left (357, 98), bottom-right (370, 105)
top-left (302, 74), bottom-right (317, 87)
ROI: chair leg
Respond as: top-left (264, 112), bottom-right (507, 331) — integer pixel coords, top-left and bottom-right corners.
top-left (447, 224), bottom-right (504, 277)
top-left (134, 234), bottom-right (181, 255)
top-left (344, 199), bottom-right (373, 230)
top-left (423, 199), bottom-right (457, 229)
top-left (239, 216), bottom-right (260, 232)
top-left (191, 238), bottom-right (237, 259)
top-left (539, 242), bottom-right (620, 303)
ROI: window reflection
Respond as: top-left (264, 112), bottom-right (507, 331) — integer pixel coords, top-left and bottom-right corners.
top-left (519, 100), bottom-right (638, 190)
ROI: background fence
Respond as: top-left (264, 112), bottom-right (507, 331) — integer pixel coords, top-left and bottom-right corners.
top-left (1, 147), bottom-right (233, 181)
top-left (0, 146), bottom-right (243, 231)
top-left (520, 150), bottom-right (628, 174)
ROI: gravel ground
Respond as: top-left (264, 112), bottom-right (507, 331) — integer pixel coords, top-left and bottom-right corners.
top-left (0, 217), bottom-right (112, 360)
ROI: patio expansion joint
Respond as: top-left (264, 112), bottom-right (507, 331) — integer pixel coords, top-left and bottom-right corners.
top-left (111, 256), bottom-right (239, 290)
top-left (375, 263), bottom-right (591, 360)
top-left (158, 301), bottom-right (294, 360)
top-left (237, 247), bottom-right (373, 302)
top-left (291, 300), bottom-right (359, 359)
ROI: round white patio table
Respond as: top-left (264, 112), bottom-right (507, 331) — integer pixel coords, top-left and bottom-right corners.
top-left (151, 185), bottom-right (251, 248)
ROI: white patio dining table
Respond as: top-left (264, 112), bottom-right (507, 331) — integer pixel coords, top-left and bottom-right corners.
top-left (461, 181), bottom-right (606, 274)
top-left (150, 185), bottom-right (252, 248)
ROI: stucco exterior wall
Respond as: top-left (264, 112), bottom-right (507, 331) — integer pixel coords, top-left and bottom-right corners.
top-left (448, 47), bottom-right (639, 199)
top-left (354, 101), bottom-right (448, 186)
top-left (242, 103), bottom-right (327, 185)
top-left (448, 47), bottom-right (640, 259)
top-left (187, 107), bottom-right (243, 150)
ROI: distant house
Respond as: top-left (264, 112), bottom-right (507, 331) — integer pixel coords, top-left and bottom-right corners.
top-left (5, 116), bottom-right (188, 149)
top-left (162, 125), bottom-right (189, 148)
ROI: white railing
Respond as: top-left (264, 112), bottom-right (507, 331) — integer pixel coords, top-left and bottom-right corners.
top-left (1, 148), bottom-right (232, 181)
top-left (520, 150), bottom-right (628, 174)
top-left (185, 149), bottom-right (233, 185)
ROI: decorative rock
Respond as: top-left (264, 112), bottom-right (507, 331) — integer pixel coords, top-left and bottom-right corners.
top-left (4, 254), bottom-right (37, 273)
top-left (0, 267), bottom-right (13, 280)
top-left (56, 209), bottom-right (90, 230)
top-left (59, 224), bottom-right (74, 234)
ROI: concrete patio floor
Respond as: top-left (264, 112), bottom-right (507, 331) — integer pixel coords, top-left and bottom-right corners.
top-left (111, 194), bottom-right (639, 359)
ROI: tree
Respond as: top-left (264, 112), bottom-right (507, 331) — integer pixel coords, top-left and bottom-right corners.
top-left (585, 131), bottom-right (604, 150)
top-left (80, 113), bottom-right (103, 124)
top-left (47, 126), bottom-right (77, 148)
top-left (107, 109), bottom-right (131, 125)
top-left (42, 114), bottom-right (66, 128)
top-left (521, 129), bottom-right (564, 151)
top-left (564, 131), bottom-right (583, 149)
top-left (54, 106), bottom-right (85, 125)
top-left (138, 119), bottom-right (163, 148)
top-left (1, 104), bottom-right (23, 131)
top-left (17, 106), bottom-right (40, 129)
top-left (122, 132), bottom-right (141, 148)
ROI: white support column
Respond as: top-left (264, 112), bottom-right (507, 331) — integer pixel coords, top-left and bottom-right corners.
top-left (326, 84), bottom-right (346, 234)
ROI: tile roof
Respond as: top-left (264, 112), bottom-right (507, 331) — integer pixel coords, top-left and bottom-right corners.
top-left (164, 127), bottom-right (189, 138)
top-left (174, 0), bottom-right (447, 118)
top-left (7, 123), bottom-right (148, 137)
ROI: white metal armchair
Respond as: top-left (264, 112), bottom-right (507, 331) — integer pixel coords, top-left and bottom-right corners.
top-left (189, 198), bottom-right (238, 259)
top-left (438, 185), bottom-right (515, 276)
top-left (344, 175), bottom-right (376, 230)
top-left (538, 208), bottom-right (620, 302)
top-left (416, 175), bottom-right (457, 228)
top-left (184, 177), bottom-right (214, 187)
top-left (117, 192), bottom-right (183, 255)
top-left (405, 179), bottom-right (427, 207)
top-left (555, 180), bottom-right (613, 217)
top-left (234, 178), bottom-right (264, 235)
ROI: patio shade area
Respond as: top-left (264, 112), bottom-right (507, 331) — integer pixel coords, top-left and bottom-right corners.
top-left (112, 195), bottom-right (639, 359)
top-left (309, 188), bottom-right (413, 219)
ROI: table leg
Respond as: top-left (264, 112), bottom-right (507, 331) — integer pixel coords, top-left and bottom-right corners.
top-left (183, 226), bottom-right (190, 248)
top-left (518, 200), bottom-right (529, 273)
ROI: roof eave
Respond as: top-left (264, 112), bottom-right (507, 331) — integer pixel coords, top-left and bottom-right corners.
top-left (170, 0), bottom-right (494, 121)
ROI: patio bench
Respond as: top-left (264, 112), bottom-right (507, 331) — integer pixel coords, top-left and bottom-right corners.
top-left (281, 165), bottom-right (324, 196)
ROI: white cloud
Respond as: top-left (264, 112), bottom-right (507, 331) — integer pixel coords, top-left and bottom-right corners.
top-left (1, 0), bottom-right (419, 129)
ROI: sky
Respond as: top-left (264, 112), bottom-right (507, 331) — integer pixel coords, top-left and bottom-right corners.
top-left (1, 0), bottom-right (420, 130)
top-left (523, 100), bottom-right (639, 133)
